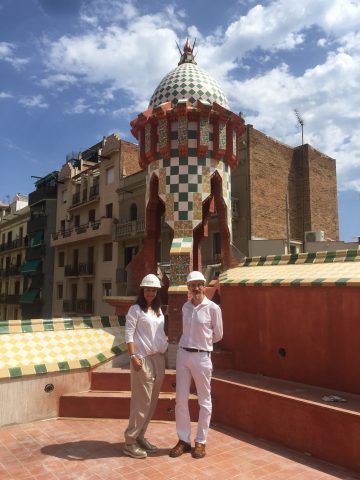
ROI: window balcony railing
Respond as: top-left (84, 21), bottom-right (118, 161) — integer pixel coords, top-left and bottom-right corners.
top-left (114, 218), bottom-right (145, 238)
top-left (63, 299), bottom-right (94, 314)
top-left (0, 265), bottom-right (22, 277)
top-left (0, 237), bottom-right (27, 252)
top-left (0, 294), bottom-right (20, 304)
top-left (64, 262), bottom-right (95, 277)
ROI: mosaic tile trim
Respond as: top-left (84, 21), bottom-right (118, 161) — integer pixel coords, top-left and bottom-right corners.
top-left (0, 316), bottom-right (126, 379)
top-left (149, 62), bottom-right (229, 109)
top-left (219, 249), bottom-right (360, 287)
top-left (145, 123), bottom-right (151, 155)
top-left (219, 121), bottom-right (227, 150)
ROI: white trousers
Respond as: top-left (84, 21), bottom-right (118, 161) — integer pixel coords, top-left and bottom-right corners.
top-left (175, 348), bottom-right (212, 444)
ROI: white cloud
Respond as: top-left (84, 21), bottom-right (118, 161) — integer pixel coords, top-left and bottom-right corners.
top-left (0, 41), bottom-right (29, 69)
top-left (0, 92), bottom-right (12, 99)
top-left (19, 95), bottom-right (48, 108)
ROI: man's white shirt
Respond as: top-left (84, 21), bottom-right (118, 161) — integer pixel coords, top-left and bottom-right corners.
top-left (179, 296), bottom-right (223, 351)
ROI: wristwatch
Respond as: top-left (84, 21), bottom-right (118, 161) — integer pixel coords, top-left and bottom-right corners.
top-left (129, 354), bottom-right (137, 360)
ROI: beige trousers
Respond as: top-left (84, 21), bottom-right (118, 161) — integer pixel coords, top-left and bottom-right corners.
top-left (124, 353), bottom-right (165, 445)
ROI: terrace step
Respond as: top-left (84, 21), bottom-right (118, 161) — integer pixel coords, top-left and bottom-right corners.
top-left (60, 369), bottom-right (198, 421)
top-left (59, 390), bottom-right (198, 421)
top-left (211, 370), bottom-right (360, 473)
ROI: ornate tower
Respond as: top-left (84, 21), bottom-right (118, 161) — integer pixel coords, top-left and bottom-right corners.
top-left (128, 41), bottom-right (245, 346)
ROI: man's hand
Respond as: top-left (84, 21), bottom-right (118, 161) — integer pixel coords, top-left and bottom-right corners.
top-left (131, 356), bottom-right (143, 371)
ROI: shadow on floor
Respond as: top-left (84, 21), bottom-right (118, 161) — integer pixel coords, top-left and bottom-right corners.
top-left (41, 441), bottom-right (170, 460)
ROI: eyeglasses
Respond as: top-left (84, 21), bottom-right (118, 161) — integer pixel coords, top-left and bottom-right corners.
top-left (188, 282), bottom-right (205, 289)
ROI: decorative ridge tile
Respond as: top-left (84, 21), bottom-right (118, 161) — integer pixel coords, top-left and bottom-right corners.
top-left (238, 248), bottom-right (360, 267)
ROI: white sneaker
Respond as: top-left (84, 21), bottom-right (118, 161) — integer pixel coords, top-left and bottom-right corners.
top-left (123, 443), bottom-right (147, 459)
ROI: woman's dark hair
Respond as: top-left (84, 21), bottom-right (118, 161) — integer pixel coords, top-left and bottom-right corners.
top-left (136, 288), bottom-right (162, 316)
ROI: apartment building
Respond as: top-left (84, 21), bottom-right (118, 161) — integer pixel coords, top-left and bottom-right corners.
top-left (51, 134), bottom-right (138, 317)
top-left (0, 195), bottom-right (29, 320)
top-left (21, 172), bottom-right (58, 319)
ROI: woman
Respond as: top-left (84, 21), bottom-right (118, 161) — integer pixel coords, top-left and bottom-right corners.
top-left (123, 274), bottom-right (168, 459)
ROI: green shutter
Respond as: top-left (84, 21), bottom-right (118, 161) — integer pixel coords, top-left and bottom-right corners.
top-left (21, 259), bottom-right (41, 274)
top-left (19, 289), bottom-right (40, 304)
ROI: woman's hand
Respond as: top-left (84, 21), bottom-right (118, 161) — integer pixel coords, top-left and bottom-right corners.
top-left (131, 355), bottom-right (142, 371)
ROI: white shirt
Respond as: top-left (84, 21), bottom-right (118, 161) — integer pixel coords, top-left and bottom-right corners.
top-left (179, 297), bottom-right (223, 352)
top-left (125, 304), bottom-right (168, 358)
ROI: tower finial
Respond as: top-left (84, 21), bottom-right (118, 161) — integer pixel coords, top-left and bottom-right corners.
top-left (178, 38), bottom-right (197, 65)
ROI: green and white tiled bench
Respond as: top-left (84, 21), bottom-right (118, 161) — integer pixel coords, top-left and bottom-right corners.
top-left (0, 316), bottom-right (127, 380)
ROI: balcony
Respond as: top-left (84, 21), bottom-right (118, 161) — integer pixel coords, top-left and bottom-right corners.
top-left (29, 186), bottom-right (57, 206)
top-left (64, 262), bottom-right (94, 277)
top-left (114, 218), bottom-right (145, 239)
top-left (0, 294), bottom-right (20, 304)
top-left (51, 218), bottom-right (113, 247)
top-left (63, 299), bottom-right (94, 314)
top-left (0, 237), bottom-right (26, 252)
top-left (0, 265), bottom-right (22, 277)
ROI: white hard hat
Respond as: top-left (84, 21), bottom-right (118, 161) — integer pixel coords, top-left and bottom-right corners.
top-left (186, 271), bottom-right (206, 284)
top-left (140, 274), bottom-right (161, 289)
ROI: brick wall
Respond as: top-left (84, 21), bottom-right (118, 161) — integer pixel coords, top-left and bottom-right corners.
top-left (120, 141), bottom-right (140, 176)
top-left (248, 127), bottom-right (300, 240)
top-left (307, 146), bottom-right (339, 240)
top-left (247, 127), bottom-right (338, 242)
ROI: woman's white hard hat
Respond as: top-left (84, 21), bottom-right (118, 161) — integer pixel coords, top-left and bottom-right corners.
top-left (186, 271), bottom-right (206, 284)
top-left (140, 274), bottom-right (161, 289)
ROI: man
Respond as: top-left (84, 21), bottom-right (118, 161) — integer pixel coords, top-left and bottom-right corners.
top-left (169, 271), bottom-right (223, 459)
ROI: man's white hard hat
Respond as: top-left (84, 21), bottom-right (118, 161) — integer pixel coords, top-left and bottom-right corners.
top-left (140, 274), bottom-right (161, 289)
top-left (186, 271), bottom-right (206, 284)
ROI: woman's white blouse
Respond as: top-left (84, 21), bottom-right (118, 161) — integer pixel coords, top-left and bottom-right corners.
top-left (125, 304), bottom-right (168, 358)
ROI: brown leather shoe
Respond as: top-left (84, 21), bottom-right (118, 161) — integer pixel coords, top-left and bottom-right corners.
top-left (169, 440), bottom-right (191, 457)
top-left (192, 442), bottom-right (206, 459)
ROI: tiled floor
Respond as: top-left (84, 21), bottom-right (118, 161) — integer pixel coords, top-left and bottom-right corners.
top-left (0, 418), bottom-right (358, 480)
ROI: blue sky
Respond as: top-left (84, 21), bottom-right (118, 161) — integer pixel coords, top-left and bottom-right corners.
top-left (0, 0), bottom-right (359, 241)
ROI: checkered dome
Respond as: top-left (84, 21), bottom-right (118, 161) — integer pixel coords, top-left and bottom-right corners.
top-left (149, 62), bottom-right (229, 109)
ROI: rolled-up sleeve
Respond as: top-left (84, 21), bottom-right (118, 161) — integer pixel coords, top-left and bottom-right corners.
top-left (211, 305), bottom-right (223, 344)
top-left (125, 305), bottom-right (138, 343)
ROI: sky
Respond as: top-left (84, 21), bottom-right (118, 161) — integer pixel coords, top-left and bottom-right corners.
top-left (0, 0), bottom-right (359, 241)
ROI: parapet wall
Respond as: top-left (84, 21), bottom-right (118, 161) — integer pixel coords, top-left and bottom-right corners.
top-left (219, 248), bottom-right (360, 393)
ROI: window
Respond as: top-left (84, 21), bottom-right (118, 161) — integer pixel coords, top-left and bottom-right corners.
top-left (105, 203), bottom-right (113, 218)
top-left (88, 209), bottom-right (96, 223)
top-left (60, 220), bottom-right (65, 232)
top-left (103, 282), bottom-right (112, 297)
top-left (129, 203), bottom-right (137, 221)
top-left (106, 167), bottom-right (114, 185)
top-left (57, 284), bottom-right (63, 300)
top-left (74, 215), bottom-right (80, 228)
top-left (103, 243), bottom-right (112, 261)
top-left (58, 251), bottom-right (65, 267)
top-left (61, 189), bottom-right (67, 203)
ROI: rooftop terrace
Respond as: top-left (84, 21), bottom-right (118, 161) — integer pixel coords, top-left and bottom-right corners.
top-left (1, 418), bottom-right (358, 480)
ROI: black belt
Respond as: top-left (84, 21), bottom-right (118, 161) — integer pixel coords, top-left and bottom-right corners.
top-left (181, 347), bottom-right (210, 353)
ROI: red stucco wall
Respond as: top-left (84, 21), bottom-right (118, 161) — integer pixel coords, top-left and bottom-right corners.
top-left (220, 285), bottom-right (360, 394)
